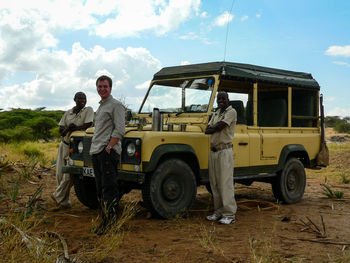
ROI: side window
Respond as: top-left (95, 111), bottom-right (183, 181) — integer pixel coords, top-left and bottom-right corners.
top-left (215, 79), bottom-right (253, 125)
top-left (258, 86), bottom-right (288, 127)
top-left (226, 92), bottom-right (249, 125)
top-left (292, 89), bottom-right (317, 127)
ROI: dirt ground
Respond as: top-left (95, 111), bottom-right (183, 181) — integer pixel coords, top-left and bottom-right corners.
top-left (1, 130), bottom-right (350, 262)
top-left (13, 169), bottom-right (350, 262)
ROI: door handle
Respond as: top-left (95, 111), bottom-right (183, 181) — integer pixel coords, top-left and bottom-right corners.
top-left (238, 142), bottom-right (248, 146)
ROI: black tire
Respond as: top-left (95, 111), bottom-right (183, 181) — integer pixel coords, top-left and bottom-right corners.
top-left (272, 158), bottom-right (306, 204)
top-left (142, 159), bottom-right (197, 219)
top-left (73, 175), bottom-right (99, 209)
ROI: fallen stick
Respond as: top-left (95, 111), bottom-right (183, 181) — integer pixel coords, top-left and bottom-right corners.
top-left (297, 238), bottom-right (350, 246)
top-left (47, 231), bottom-right (70, 261)
top-left (280, 235), bottom-right (350, 246)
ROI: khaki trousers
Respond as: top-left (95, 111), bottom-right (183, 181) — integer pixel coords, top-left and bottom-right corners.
top-left (209, 148), bottom-right (237, 218)
top-left (53, 142), bottom-right (73, 206)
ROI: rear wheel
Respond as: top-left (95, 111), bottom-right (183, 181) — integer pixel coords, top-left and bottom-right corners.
top-left (142, 159), bottom-right (197, 219)
top-left (272, 158), bottom-right (306, 204)
top-left (73, 175), bottom-right (99, 209)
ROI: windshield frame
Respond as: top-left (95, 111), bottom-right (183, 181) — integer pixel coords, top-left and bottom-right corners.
top-left (138, 76), bottom-right (216, 114)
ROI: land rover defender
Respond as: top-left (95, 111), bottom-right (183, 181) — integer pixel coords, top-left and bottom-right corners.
top-left (63, 61), bottom-right (329, 219)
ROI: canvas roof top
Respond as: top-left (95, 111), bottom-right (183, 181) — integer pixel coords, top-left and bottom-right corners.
top-left (153, 61), bottom-right (320, 89)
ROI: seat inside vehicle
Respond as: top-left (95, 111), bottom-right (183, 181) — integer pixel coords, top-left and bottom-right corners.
top-left (228, 100), bottom-right (246, 124)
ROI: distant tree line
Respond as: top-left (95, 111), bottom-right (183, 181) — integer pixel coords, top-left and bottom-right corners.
top-left (1, 108), bottom-right (348, 143)
top-left (325, 116), bottom-right (350, 134)
top-left (0, 108), bottom-right (64, 143)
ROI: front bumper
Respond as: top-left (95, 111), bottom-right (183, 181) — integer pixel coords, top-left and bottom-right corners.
top-left (62, 165), bottom-right (145, 184)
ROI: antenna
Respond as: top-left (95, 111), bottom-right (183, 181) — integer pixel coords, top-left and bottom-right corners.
top-left (223, 0), bottom-right (236, 61)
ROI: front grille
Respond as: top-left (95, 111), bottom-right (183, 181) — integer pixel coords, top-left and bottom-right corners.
top-left (83, 137), bottom-right (92, 166)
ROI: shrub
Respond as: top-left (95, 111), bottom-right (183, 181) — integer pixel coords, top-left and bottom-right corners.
top-left (20, 144), bottom-right (44, 159)
top-left (0, 126), bottom-right (34, 143)
top-left (24, 117), bottom-right (57, 140)
top-left (334, 121), bottom-right (350, 134)
top-left (49, 126), bottom-right (60, 139)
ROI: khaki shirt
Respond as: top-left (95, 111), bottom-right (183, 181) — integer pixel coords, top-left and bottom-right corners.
top-left (208, 105), bottom-right (237, 147)
top-left (59, 106), bottom-right (94, 144)
top-left (90, 95), bottom-right (125, 155)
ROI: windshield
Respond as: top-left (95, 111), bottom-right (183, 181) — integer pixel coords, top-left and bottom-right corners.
top-left (140, 77), bottom-right (214, 114)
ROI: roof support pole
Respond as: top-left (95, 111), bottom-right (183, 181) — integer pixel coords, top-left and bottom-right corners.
top-left (288, 86), bottom-right (292, 127)
top-left (253, 82), bottom-right (258, 126)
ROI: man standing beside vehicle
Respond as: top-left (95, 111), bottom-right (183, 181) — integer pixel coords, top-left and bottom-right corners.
top-left (90, 75), bottom-right (125, 235)
top-left (52, 92), bottom-right (94, 209)
top-left (205, 91), bottom-right (237, 224)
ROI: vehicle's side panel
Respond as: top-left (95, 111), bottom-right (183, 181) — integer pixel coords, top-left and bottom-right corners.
top-left (233, 125), bottom-right (249, 167)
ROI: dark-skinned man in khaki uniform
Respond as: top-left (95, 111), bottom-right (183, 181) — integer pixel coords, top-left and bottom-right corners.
top-left (205, 91), bottom-right (237, 224)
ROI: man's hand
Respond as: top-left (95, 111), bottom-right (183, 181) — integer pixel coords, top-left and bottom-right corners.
top-left (205, 125), bottom-right (215, 134)
top-left (205, 121), bottom-right (228, 134)
top-left (68, 123), bottom-right (77, 131)
top-left (105, 145), bottom-right (112, 154)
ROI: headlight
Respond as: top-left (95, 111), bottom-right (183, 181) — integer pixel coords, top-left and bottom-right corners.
top-left (126, 142), bottom-right (136, 156)
top-left (78, 141), bottom-right (83, 153)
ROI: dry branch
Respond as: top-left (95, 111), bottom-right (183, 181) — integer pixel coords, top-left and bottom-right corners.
top-left (297, 238), bottom-right (350, 246)
top-left (299, 215), bottom-right (327, 238)
top-left (47, 231), bottom-right (70, 261)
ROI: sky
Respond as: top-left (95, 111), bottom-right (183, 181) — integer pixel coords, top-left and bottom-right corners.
top-left (0, 0), bottom-right (349, 117)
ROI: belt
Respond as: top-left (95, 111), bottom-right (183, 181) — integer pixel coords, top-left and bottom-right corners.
top-left (211, 143), bottom-right (233, 152)
top-left (62, 139), bottom-right (69, 146)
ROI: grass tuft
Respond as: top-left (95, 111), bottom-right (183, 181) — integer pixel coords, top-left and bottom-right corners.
top-left (321, 184), bottom-right (344, 199)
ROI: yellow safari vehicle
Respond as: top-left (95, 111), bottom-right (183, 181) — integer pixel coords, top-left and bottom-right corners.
top-left (63, 61), bottom-right (329, 218)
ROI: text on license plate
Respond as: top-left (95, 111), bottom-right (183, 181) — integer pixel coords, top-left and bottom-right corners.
top-left (83, 167), bottom-right (95, 177)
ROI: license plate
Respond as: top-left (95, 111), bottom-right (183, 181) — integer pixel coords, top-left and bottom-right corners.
top-left (83, 167), bottom-right (95, 177)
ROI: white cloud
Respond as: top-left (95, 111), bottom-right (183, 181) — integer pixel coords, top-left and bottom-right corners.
top-left (0, 43), bottom-right (161, 111)
top-left (327, 107), bottom-right (350, 117)
top-left (181, 61), bottom-right (190, 65)
top-left (1, 0), bottom-right (201, 39)
top-left (325, 45), bottom-right (350, 57)
top-left (200, 11), bottom-right (208, 18)
top-left (325, 96), bottom-right (336, 102)
top-left (135, 80), bottom-right (151, 89)
top-left (94, 0), bottom-right (201, 37)
top-left (0, 0), bottom-right (205, 111)
top-left (179, 32), bottom-right (213, 45)
top-left (332, 61), bottom-right (350, 67)
top-left (213, 11), bottom-right (234, 27)
top-left (241, 15), bottom-right (248, 22)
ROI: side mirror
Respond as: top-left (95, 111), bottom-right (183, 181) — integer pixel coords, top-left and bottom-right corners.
top-left (125, 109), bottom-right (133, 122)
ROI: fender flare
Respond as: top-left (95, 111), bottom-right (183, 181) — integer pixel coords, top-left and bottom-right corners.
top-left (278, 144), bottom-right (310, 170)
top-left (142, 144), bottom-right (198, 173)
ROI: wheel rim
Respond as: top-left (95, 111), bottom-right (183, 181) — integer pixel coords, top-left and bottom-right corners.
top-left (287, 170), bottom-right (297, 192)
top-left (162, 176), bottom-right (182, 201)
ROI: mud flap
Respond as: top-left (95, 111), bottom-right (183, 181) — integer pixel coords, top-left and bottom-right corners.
top-left (316, 141), bottom-right (329, 167)
top-left (316, 94), bottom-right (329, 167)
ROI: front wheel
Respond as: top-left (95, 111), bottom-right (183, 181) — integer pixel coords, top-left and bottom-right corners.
top-left (142, 159), bottom-right (197, 219)
top-left (73, 175), bottom-right (99, 209)
top-left (272, 158), bottom-right (306, 204)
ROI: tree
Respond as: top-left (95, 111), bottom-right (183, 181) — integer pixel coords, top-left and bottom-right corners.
top-left (25, 117), bottom-right (58, 140)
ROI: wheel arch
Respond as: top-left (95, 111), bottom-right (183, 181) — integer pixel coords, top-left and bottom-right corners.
top-left (278, 144), bottom-right (311, 170)
top-left (142, 144), bottom-right (200, 182)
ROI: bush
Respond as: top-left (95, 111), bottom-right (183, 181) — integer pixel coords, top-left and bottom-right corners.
top-left (0, 109), bottom-right (64, 141)
top-left (20, 144), bottom-right (44, 159)
top-left (334, 120), bottom-right (350, 134)
top-left (49, 126), bottom-right (60, 139)
top-left (24, 117), bottom-right (58, 140)
top-left (325, 116), bottom-right (341, 127)
top-left (0, 126), bottom-right (34, 143)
